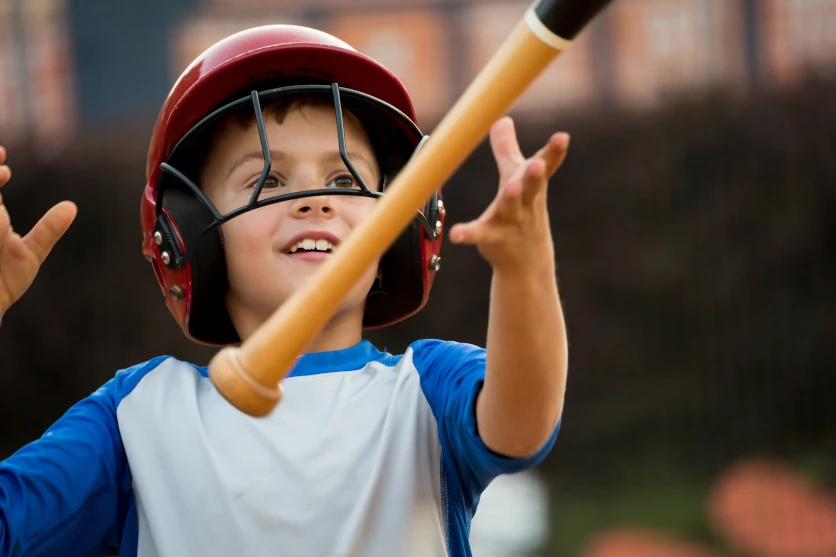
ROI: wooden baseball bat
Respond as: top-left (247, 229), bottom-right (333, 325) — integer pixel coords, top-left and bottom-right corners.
top-left (209, 0), bottom-right (615, 417)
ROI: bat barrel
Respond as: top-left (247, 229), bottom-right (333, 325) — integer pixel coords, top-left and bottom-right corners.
top-left (209, 0), bottom-right (615, 417)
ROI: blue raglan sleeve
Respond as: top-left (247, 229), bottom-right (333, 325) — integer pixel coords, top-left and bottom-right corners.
top-left (412, 340), bottom-right (560, 502)
top-left (0, 356), bottom-right (168, 557)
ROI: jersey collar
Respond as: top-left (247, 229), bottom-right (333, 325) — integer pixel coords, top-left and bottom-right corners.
top-left (287, 340), bottom-right (386, 378)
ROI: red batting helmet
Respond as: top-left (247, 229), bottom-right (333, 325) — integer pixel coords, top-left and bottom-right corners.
top-left (140, 25), bottom-right (444, 346)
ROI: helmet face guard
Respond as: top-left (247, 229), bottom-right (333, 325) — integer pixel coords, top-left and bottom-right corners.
top-left (153, 83), bottom-right (440, 271)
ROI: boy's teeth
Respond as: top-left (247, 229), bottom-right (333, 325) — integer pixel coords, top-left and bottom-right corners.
top-left (288, 238), bottom-right (334, 253)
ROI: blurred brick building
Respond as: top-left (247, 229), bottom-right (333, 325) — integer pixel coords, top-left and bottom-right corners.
top-left (1, 0), bottom-right (835, 149)
top-left (0, 0), bottom-right (75, 150)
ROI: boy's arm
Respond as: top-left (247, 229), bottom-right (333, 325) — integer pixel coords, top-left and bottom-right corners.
top-left (480, 255), bottom-right (566, 457)
top-left (0, 145), bottom-right (129, 555)
top-left (449, 117), bottom-right (569, 458)
top-left (0, 379), bottom-right (133, 557)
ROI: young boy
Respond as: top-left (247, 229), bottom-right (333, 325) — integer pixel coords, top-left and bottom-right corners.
top-left (0, 25), bottom-right (569, 557)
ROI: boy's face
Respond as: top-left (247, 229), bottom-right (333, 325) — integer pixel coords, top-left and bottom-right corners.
top-left (200, 104), bottom-right (381, 338)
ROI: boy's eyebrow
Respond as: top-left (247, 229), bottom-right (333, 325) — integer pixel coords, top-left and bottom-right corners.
top-left (326, 151), bottom-right (379, 179)
top-left (227, 150), bottom-right (288, 177)
top-left (326, 150), bottom-right (370, 167)
top-left (227, 149), bottom-right (378, 179)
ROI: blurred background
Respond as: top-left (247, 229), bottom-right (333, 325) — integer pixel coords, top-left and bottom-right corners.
top-left (1, 0), bottom-right (835, 555)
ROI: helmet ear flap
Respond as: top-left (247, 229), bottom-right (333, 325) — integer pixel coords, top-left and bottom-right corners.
top-left (363, 220), bottom-right (426, 328)
top-left (161, 183), bottom-right (240, 344)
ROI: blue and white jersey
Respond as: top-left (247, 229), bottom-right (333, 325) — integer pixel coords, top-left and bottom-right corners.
top-left (0, 339), bottom-right (559, 557)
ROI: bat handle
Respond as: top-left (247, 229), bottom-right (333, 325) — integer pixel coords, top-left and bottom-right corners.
top-left (209, 347), bottom-right (283, 417)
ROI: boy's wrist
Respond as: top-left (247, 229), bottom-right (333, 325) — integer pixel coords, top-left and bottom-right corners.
top-left (491, 242), bottom-right (556, 282)
top-left (492, 258), bottom-right (556, 289)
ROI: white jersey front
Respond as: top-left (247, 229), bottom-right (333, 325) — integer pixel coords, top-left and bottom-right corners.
top-left (0, 340), bottom-right (559, 557)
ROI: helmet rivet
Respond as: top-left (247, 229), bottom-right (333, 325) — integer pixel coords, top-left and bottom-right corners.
top-left (429, 255), bottom-right (441, 272)
top-left (437, 199), bottom-right (445, 215)
top-left (169, 285), bottom-right (184, 301)
top-left (161, 251), bottom-right (171, 266)
top-left (435, 220), bottom-right (443, 237)
top-left (154, 231), bottom-right (163, 245)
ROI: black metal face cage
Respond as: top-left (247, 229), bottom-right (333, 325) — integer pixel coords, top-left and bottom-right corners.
top-left (153, 83), bottom-right (439, 270)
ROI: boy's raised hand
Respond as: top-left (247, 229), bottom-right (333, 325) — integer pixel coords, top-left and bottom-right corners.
top-left (448, 117), bottom-right (569, 274)
top-left (0, 146), bottom-right (77, 318)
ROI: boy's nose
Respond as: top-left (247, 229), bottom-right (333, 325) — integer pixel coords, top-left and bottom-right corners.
top-left (289, 193), bottom-right (337, 219)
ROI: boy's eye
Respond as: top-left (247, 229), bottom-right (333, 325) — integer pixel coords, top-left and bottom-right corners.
top-left (328, 175), bottom-right (357, 189)
top-left (262, 176), bottom-right (281, 189)
top-left (247, 175), bottom-right (282, 190)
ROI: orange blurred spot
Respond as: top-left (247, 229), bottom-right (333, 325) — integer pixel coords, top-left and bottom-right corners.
top-left (708, 459), bottom-right (836, 557)
top-left (582, 529), bottom-right (718, 557)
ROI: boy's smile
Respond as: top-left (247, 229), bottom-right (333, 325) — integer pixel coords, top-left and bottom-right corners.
top-left (280, 230), bottom-right (341, 262)
top-left (198, 99), bottom-right (382, 342)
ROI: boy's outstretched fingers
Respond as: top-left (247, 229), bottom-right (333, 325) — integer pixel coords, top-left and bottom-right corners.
top-left (536, 132), bottom-right (571, 177)
top-left (1, 147), bottom-right (11, 239)
top-left (0, 146), bottom-right (11, 188)
top-left (0, 146), bottom-right (10, 242)
top-left (0, 200), bottom-right (77, 316)
top-left (0, 194), bottom-right (9, 241)
top-left (23, 201), bottom-right (78, 263)
top-left (450, 125), bottom-right (571, 248)
top-left (448, 217), bottom-right (485, 246)
top-left (490, 117), bottom-right (526, 179)
top-left (520, 132), bottom-right (570, 206)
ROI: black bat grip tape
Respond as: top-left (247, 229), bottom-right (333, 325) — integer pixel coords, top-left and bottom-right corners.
top-left (534, 0), bottom-right (614, 40)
